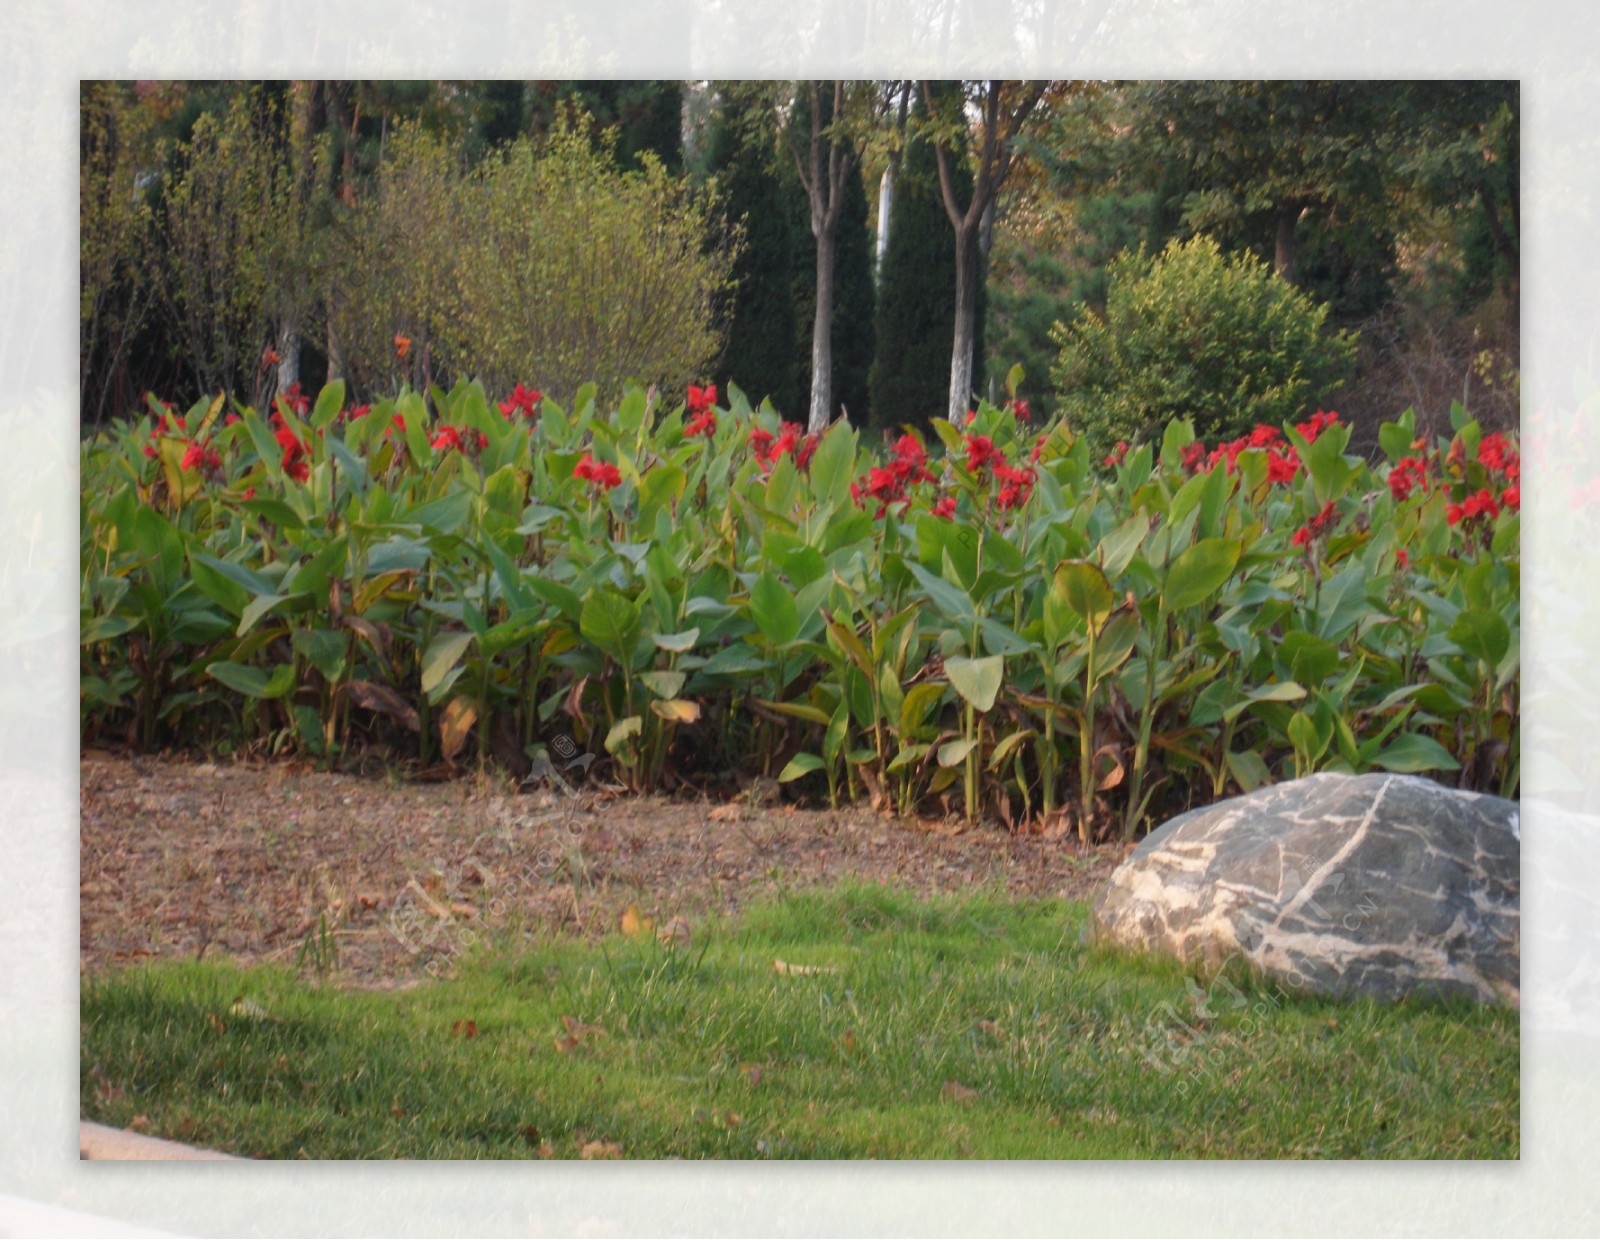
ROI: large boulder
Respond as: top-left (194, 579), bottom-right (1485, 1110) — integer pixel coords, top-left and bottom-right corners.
top-left (1092, 773), bottom-right (1520, 1006)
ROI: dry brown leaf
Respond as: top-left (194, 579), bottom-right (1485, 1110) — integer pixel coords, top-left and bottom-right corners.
top-left (451, 1019), bottom-right (478, 1039)
top-left (580, 1140), bottom-right (623, 1159)
top-left (560, 1015), bottom-right (607, 1040)
top-left (340, 678), bottom-right (419, 731)
top-left (390, 1104), bottom-right (406, 1118)
top-left (1039, 811), bottom-right (1073, 841)
top-left (708, 803), bottom-right (746, 823)
top-left (839, 1029), bottom-right (859, 1055)
top-left (438, 697), bottom-right (479, 765)
top-left (773, 959), bottom-right (838, 976)
top-left (553, 1035), bottom-right (581, 1055)
top-left (657, 916), bottom-right (692, 950)
top-left (620, 904), bottom-right (654, 937)
top-left (942, 1081), bottom-right (980, 1104)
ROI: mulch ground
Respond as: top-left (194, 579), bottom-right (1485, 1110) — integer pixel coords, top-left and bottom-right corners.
top-left (80, 752), bottom-right (1129, 987)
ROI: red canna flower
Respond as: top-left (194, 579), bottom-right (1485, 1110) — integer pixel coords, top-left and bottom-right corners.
top-left (687, 384), bottom-right (718, 416)
top-left (748, 427), bottom-right (776, 460)
top-left (1290, 500), bottom-right (1337, 549)
top-left (888, 433), bottom-right (935, 485)
top-left (1265, 447), bottom-right (1301, 485)
top-left (278, 382), bottom-right (310, 416)
top-left (685, 408), bottom-right (718, 438)
top-left (1180, 441), bottom-right (1207, 474)
top-left (1388, 455), bottom-right (1430, 502)
top-left (1295, 409), bottom-right (1340, 443)
top-left (994, 463), bottom-right (1036, 511)
top-left (932, 496), bottom-right (957, 520)
top-left (964, 434), bottom-right (1004, 474)
top-left (1447, 487), bottom-right (1501, 527)
top-left (430, 424), bottom-right (487, 454)
top-left (394, 334), bottom-right (412, 360)
top-left (1396, 549), bottom-right (1409, 569)
top-left (574, 452), bottom-right (623, 491)
top-left (1477, 432), bottom-right (1520, 481)
top-left (1501, 485), bottom-right (1520, 511)
top-left (180, 438), bottom-right (221, 473)
top-left (498, 383), bottom-right (542, 420)
top-left (1007, 398), bottom-right (1032, 424)
top-left (1103, 440), bottom-right (1130, 468)
top-left (341, 404), bottom-right (371, 423)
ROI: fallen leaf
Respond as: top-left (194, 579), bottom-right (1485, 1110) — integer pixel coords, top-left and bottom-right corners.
top-left (708, 803), bottom-right (745, 823)
top-left (560, 1015), bottom-right (607, 1040)
top-left (620, 904), bottom-right (655, 937)
top-left (391, 1104), bottom-right (406, 1119)
top-left (206, 1011), bottom-right (226, 1035)
top-left (553, 1035), bottom-right (580, 1054)
top-left (580, 1140), bottom-right (623, 1159)
top-left (773, 959), bottom-right (838, 976)
top-left (438, 697), bottom-right (479, 765)
top-left (723, 1111), bottom-right (742, 1127)
top-left (839, 1029), bottom-right (858, 1055)
top-left (942, 1081), bottom-right (980, 1105)
top-left (657, 916), bottom-right (692, 950)
top-left (451, 1019), bottom-right (479, 1039)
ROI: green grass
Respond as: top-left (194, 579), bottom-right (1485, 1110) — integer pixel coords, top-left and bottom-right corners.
top-left (80, 883), bottom-right (1519, 1159)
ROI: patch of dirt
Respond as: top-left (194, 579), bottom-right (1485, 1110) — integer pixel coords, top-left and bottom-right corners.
top-left (80, 751), bottom-right (1129, 987)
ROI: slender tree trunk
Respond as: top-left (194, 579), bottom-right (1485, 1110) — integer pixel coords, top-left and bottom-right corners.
top-left (809, 227), bottom-right (836, 432)
top-left (276, 315), bottom-right (301, 395)
top-left (1274, 200), bottom-right (1299, 284)
top-left (947, 225), bottom-right (981, 422)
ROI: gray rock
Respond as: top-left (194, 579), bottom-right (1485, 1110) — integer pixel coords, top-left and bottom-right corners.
top-left (1093, 773), bottom-right (1520, 1006)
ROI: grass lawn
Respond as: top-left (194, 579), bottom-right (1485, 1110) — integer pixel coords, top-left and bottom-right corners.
top-left (80, 883), bottom-right (1518, 1159)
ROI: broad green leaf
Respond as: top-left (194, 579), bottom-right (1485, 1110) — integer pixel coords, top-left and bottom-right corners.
top-left (807, 418), bottom-right (857, 511)
top-left (1164, 537), bottom-right (1242, 612)
top-left (652, 628), bottom-right (700, 653)
top-left (778, 752), bottom-right (826, 782)
top-left (945, 654), bottom-right (1004, 712)
top-left (904, 560), bottom-right (976, 626)
top-left (1224, 748), bottom-right (1273, 792)
top-left (749, 570), bottom-right (800, 646)
top-left (605, 715), bottom-right (643, 755)
top-left (1371, 733), bottom-right (1461, 773)
top-left (937, 737), bottom-right (979, 767)
top-left (1054, 560), bottom-right (1113, 633)
top-left (421, 630), bottom-right (475, 695)
top-left (208, 660), bottom-right (295, 700)
top-left (638, 670), bottom-right (687, 699)
top-left (1448, 609), bottom-right (1511, 668)
top-left (580, 590), bottom-right (642, 660)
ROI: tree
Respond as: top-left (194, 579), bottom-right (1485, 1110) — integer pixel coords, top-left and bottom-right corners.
top-left (705, 87), bottom-right (801, 415)
top-left (870, 86), bottom-right (974, 435)
top-left (786, 80), bottom-right (885, 433)
top-left (920, 79), bottom-right (1053, 422)
top-left (830, 154), bottom-right (876, 426)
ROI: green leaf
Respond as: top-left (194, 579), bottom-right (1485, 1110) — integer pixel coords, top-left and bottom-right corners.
top-left (899, 682), bottom-right (947, 737)
top-left (1164, 537), bottom-right (1242, 613)
top-left (312, 380), bottom-right (346, 430)
top-left (904, 560), bottom-right (976, 626)
top-left (1091, 610), bottom-right (1140, 680)
top-left (605, 715), bottom-right (643, 755)
top-left (1054, 560), bottom-right (1114, 633)
top-left (1447, 609), bottom-right (1511, 668)
top-left (292, 628), bottom-right (347, 681)
top-left (778, 752), bottom-right (826, 782)
top-left (944, 654), bottom-right (1004, 713)
top-left (580, 590), bottom-right (642, 661)
top-left (937, 737), bottom-right (979, 767)
top-left (638, 669), bottom-right (687, 699)
top-left (1371, 733), bottom-right (1461, 773)
top-left (208, 660), bottom-right (295, 700)
top-left (807, 418), bottom-right (857, 511)
top-left (652, 628), bottom-right (700, 653)
top-left (238, 592), bottom-right (293, 636)
top-left (421, 631), bottom-right (475, 696)
top-left (1224, 748), bottom-right (1273, 792)
top-left (749, 571), bottom-right (800, 647)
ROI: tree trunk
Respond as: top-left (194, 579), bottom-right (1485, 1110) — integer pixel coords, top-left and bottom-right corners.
top-left (946, 226), bottom-right (981, 423)
top-left (809, 226), bottom-right (836, 433)
top-left (876, 166), bottom-right (893, 275)
top-left (1274, 201), bottom-right (1299, 284)
top-left (276, 315), bottom-right (301, 395)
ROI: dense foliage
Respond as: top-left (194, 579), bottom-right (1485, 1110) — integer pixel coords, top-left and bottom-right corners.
top-left (80, 379), bottom-right (1520, 840)
top-left (1051, 237), bottom-right (1357, 450)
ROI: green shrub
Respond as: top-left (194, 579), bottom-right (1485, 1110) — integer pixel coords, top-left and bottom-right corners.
top-left (1049, 235), bottom-right (1356, 447)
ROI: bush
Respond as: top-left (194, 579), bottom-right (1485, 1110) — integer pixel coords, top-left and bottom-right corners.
top-left (328, 116), bottom-right (737, 406)
top-left (1050, 235), bottom-right (1356, 447)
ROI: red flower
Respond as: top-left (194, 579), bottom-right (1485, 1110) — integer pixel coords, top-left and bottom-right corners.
top-left (180, 438), bottom-right (221, 473)
top-left (964, 410), bottom-right (978, 426)
top-left (1396, 549), bottom-right (1409, 569)
top-left (1290, 501), bottom-right (1337, 549)
top-left (394, 334), bottom-right (412, 360)
top-left (685, 408), bottom-right (718, 438)
top-left (224, 413), bottom-right (241, 427)
top-left (498, 384), bottom-right (542, 420)
top-left (279, 382), bottom-right (310, 416)
top-left (239, 487), bottom-right (256, 502)
top-left (1007, 398), bottom-right (1032, 424)
top-left (888, 433), bottom-right (935, 485)
top-left (341, 404), bottom-right (370, 423)
top-left (1447, 488), bottom-right (1501, 527)
top-left (431, 425), bottom-right (486, 454)
top-left (1478, 432), bottom-right (1520, 481)
top-left (1247, 424), bottom-right (1282, 450)
top-left (994, 463), bottom-right (1036, 511)
top-left (1265, 448), bottom-right (1301, 485)
top-left (1294, 410), bottom-right (1340, 443)
top-left (964, 434), bottom-right (1004, 473)
top-left (748, 427), bottom-right (776, 460)
top-left (574, 452), bottom-right (622, 491)
top-left (932, 496), bottom-right (957, 520)
top-left (687, 384), bottom-right (718, 416)
top-left (1388, 455), bottom-right (1431, 502)
top-left (795, 431), bottom-right (820, 471)
top-left (275, 423), bottom-right (310, 481)
top-left (1180, 441), bottom-right (1207, 474)
top-left (1103, 440), bottom-right (1130, 468)
top-left (1501, 485), bottom-right (1520, 511)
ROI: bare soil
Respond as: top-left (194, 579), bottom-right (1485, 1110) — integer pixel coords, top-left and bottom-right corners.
top-left (80, 752), bottom-right (1129, 987)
